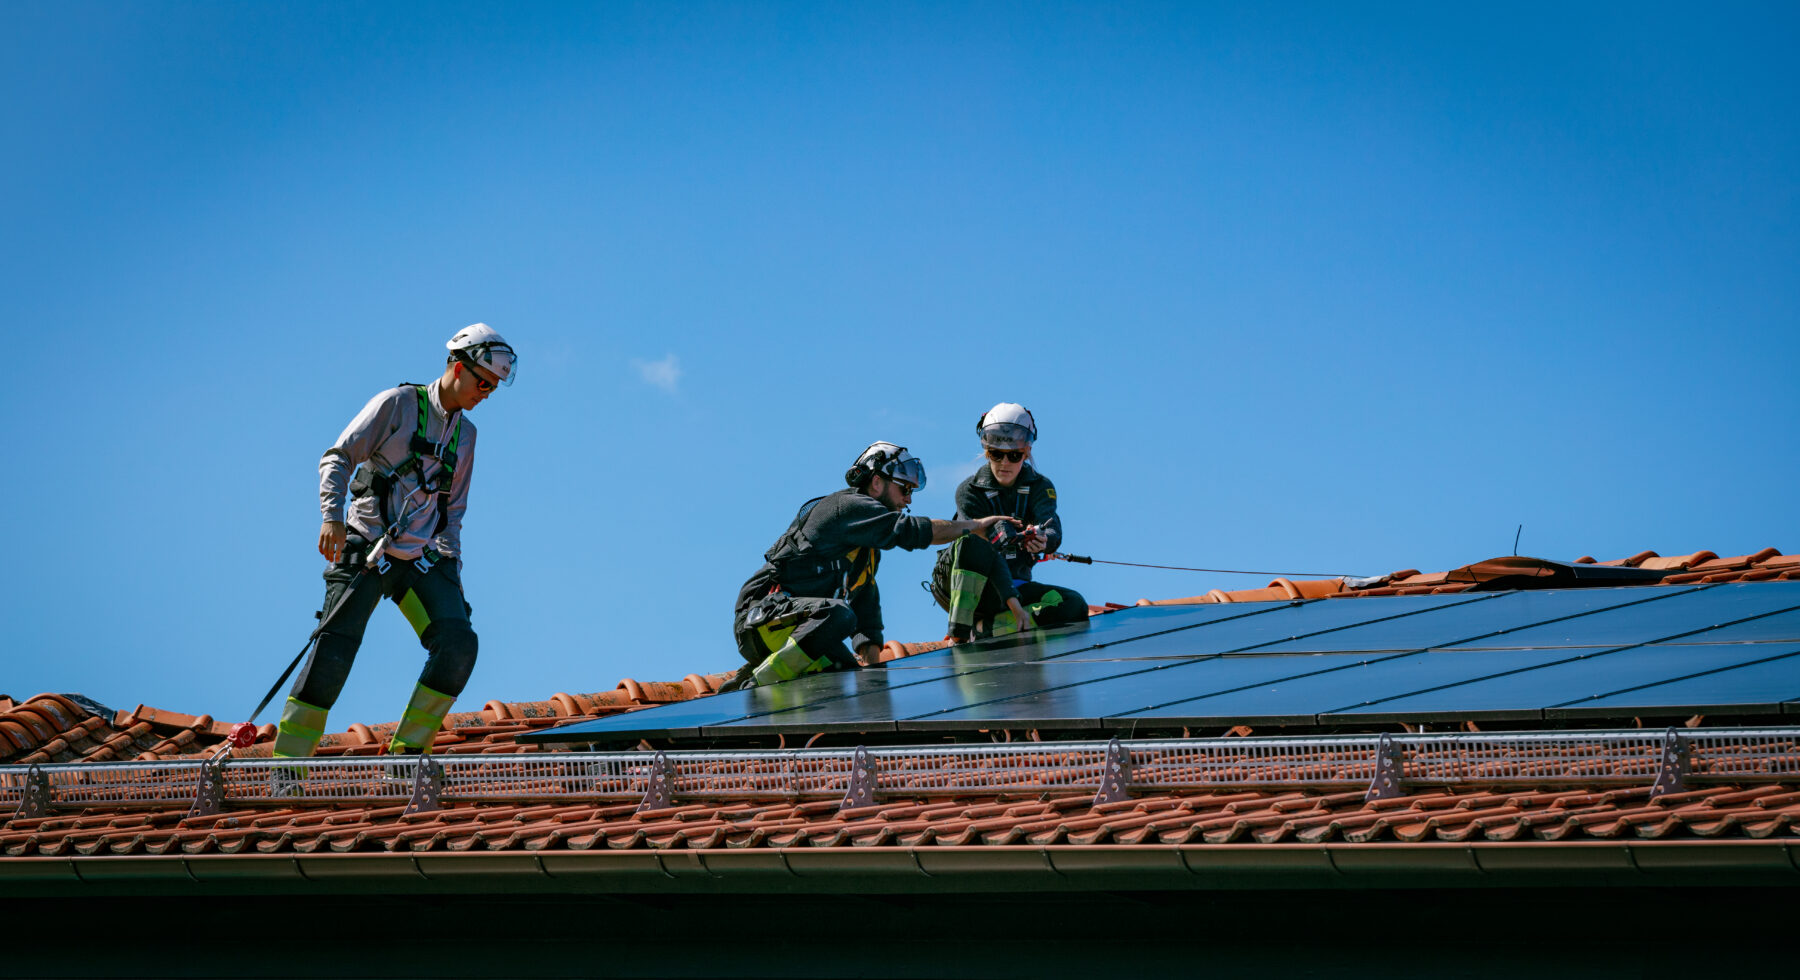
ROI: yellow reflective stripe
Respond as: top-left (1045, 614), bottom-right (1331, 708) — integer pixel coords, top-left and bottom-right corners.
top-left (388, 682), bottom-right (454, 752)
top-left (947, 567), bottom-right (986, 628)
top-left (397, 589), bottom-right (431, 637)
top-left (756, 621), bottom-right (797, 652)
top-left (273, 697), bottom-right (329, 759)
top-left (751, 639), bottom-right (816, 686)
top-left (845, 546), bottom-right (879, 595)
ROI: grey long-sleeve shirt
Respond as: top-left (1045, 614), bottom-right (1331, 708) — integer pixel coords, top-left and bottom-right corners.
top-left (318, 380), bottom-right (477, 560)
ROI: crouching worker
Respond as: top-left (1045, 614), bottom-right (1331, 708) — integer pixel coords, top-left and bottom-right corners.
top-left (725, 442), bottom-right (1019, 691)
top-left (273, 324), bottom-right (516, 763)
top-left (930, 403), bottom-right (1089, 642)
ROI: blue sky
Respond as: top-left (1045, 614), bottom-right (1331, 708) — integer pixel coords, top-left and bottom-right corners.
top-left (4, 2), bottom-right (1796, 729)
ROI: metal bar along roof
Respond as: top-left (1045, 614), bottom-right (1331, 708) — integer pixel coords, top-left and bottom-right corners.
top-left (5, 727), bottom-right (1799, 812)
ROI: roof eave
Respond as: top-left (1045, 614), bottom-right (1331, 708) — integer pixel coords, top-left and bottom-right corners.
top-left (6, 841), bottom-right (1796, 896)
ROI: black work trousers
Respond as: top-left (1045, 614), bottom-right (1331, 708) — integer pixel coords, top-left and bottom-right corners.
top-left (732, 589), bottom-right (861, 672)
top-left (289, 533), bottom-right (479, 710)
top-left (931, 533), bottom-right (1089, 640)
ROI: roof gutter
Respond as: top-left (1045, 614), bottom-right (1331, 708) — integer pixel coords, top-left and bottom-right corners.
top-left (3, 842), bottom-right (1796, 896)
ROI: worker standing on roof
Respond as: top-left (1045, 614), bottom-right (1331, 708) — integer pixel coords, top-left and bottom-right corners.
top-left (272, 325), bottom-right (516, 762)
top-left (724, 443), bottom-right (1021, 691)
top-left (929, 403), bottom-right (1089, 642)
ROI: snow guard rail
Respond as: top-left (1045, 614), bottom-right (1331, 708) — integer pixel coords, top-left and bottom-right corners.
top-left (4, 728), bottom-right (1799, 818)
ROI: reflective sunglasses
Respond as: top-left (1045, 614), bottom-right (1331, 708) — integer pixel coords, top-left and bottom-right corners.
top-left (985, 448), bottom-right (1027, 463)
top-left (892, 481), bottom-right (917, 496)
top-left (463, 364), bottom-right (498, 392)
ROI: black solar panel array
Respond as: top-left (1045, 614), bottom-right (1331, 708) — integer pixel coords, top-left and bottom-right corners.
top-left (521, 582), bottom-right (1800, 744)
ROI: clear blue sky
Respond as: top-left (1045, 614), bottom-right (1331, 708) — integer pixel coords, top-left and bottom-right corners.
top-left (4, 2), bottom-right (1796, 729)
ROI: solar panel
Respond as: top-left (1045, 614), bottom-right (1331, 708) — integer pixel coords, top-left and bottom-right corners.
top-left (1644, 607), bottom-right (1800, 646)
top-left (1551, 650), bottom-right (1800, 716)
top-left (1325, 644), bottom-right (1800, 720)
top-left (891, 600), bottom-right (1304, 668)
top-left (1051, 591), bottom-right (1496, 660)
top-left (520, 582), bottom-right (1800, 744)
top-left (1439, 582), bottom-right (1800, 650)
top-left (1246, 587), bottom-right (1696, 654)
top-left (1108, 648), bottom-right (1585, 725)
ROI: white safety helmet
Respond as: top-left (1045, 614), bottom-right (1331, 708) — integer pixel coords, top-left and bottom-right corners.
top-left (446, 323), bottom-right (517, 386)
top-left (846, 441), bottom-right (928, 491)
top-left (977, 402), bottom-right (1036, 450)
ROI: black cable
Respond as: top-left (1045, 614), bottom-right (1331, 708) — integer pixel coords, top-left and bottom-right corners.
top-left (1045, 553), bottom-right (1367, 579)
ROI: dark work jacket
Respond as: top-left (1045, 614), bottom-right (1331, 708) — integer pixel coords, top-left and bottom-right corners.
top-left (735, 488), bottom-right (935, 650)
top-left (954, 464), bottom-right (1062, 583)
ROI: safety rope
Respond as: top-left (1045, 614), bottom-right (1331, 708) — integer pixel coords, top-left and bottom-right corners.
top-left (1043, 553), bottom-right (1369, 579)
top-left (212, 477), bottom-right (441, 760)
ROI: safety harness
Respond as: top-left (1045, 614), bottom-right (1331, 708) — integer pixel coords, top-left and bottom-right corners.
top-left (762, 495), bottom-right (877, 602)
top-left (347, 385), bottom-right (462, 537)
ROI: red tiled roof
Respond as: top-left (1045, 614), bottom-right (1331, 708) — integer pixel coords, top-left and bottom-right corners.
top-left (1133, 547), bottom-right (1798, 605)
top-left (0, 672), bottom-right (737, 768)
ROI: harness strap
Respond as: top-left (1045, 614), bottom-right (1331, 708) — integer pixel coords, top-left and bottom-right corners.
top-left (351, 385), bottom-right (463, 536)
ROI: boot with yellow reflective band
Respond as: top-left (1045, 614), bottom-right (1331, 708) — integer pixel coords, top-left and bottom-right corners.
top-left (387, 682), bottom-right (456, 754)
top-left (272, 697), bottom-right (329, 759)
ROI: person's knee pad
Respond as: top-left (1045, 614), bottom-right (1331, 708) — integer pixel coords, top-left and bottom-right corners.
top-left (420, 620), bottom-right (478, 696)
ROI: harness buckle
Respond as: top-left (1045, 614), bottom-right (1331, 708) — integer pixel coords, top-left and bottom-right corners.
top-left (374, 553), bottom-right (391, 575)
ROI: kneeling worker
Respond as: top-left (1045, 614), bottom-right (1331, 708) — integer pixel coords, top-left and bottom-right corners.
top-left (930, 402), bottom-right (1089, 642)
top-left (728, 442), bottom-right (1019, 690)
top-left (274, 324), bottom-right (516, 762)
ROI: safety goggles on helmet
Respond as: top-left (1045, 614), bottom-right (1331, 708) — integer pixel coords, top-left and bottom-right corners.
top-left (977, 403), bottom-right (1036, 450)
top-left (880, 452), bottom-right (927, 490)
top-left (447, 323), bottom-right (518, 387)
top-left (851, 442), bottom-right (928, 491)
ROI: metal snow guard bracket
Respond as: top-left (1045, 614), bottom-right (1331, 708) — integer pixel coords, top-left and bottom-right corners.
top-left (2, 728), bottom-right (1798, 813)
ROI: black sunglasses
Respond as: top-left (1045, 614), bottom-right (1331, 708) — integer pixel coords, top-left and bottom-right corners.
top-left (463, 364), bottom-right (497, 392)
top-left (985, 449), bottom-right (1026, 463)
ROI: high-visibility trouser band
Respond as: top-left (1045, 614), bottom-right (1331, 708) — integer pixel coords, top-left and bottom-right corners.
top-left (756, 620), bottom-right (798, 654)
top-left (272, 697), bottom-right (330, 760)
top-left (947, 567), bottom-right (987, 628)
top-left (1033, 589), bottom-right (1065, 612)
top-left (750, 638), bottom-right (827, 687)
top-left (397, 588), bottom-right (432, 638)
top-left (388, 682), bottom-right (456, 753)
